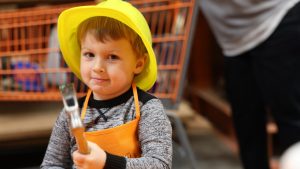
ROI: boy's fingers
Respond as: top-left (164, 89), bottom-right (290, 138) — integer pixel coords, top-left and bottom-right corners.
top-left (87, 141), bottom-right (97, 149)
top-left (72, 150), bottom-right (85, 165)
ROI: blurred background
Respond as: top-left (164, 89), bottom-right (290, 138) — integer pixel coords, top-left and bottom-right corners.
top-left (0, 0), bottom-right (279, 168)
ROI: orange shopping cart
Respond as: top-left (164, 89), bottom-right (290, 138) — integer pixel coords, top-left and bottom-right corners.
top-left (0, 0), bottom-right (198, 168)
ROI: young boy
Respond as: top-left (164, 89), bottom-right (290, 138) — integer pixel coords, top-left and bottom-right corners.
top-left (41, 0), bottom-right (172, 169)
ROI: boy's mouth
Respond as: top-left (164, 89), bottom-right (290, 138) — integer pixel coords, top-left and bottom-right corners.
top-left (91, 77), bottom-right (109, 83)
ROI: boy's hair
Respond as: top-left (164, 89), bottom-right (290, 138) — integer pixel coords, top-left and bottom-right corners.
top-left (77, 16), bottom-right (147, 58)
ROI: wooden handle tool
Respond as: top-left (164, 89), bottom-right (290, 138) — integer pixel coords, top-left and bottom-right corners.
top-left (59, 83), bottom-right (90, 154)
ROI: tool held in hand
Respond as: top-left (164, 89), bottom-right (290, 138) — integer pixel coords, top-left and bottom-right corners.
top-left (59, 83), bottom-right (90, 154)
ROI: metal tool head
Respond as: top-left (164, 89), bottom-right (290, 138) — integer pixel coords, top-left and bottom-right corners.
top-left (59, 83), bottom-right (83, 129)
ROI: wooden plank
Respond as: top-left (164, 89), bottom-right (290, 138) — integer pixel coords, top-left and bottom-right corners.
top-left (0, 101), bottom-right (61, 143)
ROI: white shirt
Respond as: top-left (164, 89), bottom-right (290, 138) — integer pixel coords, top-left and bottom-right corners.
top-left (200, 0), bottom-right (300, 56)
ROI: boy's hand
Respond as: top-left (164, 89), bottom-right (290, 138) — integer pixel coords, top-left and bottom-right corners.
top-left (73, 141), bottom-right (107, 169)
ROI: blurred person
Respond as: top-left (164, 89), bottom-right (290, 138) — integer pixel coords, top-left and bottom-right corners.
top-left (41, 0), bottom-right (172, 168)
top-left (200, 0), bottom-right (300, 169)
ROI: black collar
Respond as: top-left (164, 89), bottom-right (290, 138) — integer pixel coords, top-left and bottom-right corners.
top-left (78, 87), bottom-right (133, 109)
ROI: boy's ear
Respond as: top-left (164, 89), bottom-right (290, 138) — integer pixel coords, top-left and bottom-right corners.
top-left (134, 54), bottom-right (147, 74)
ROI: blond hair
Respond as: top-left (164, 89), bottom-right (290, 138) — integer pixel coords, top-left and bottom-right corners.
top-left (77, 16), bottom-right (147, 58)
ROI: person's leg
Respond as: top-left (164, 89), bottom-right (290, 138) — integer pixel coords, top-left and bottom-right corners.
top-left (253, 1), bottom-right (300, 154)
top-left (224, 54), bottom-right (270, 169)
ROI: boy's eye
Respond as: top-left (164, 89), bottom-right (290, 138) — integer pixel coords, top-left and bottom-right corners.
top-left (83, 52), bottom-right (95, 58)
top-left (108, 54), bottom-right (119, 60)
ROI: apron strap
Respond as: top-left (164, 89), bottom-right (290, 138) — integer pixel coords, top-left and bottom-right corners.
top-left (81, 83), bottom-right (140, 120)
top-left (81, 89), bottom-right (92, 120)
top-left (132, 83), bottom-right (140, 119)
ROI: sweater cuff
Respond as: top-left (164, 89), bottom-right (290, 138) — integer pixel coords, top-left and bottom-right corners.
top-left (104, 152), bottom-right (126, 169)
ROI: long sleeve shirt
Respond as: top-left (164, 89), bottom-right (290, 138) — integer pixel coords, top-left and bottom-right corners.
top-left (41, 87), bottom-right (172, 169)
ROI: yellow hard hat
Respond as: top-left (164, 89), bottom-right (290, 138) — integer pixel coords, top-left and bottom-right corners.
top-left (57, 0), bottom-right (157, 91)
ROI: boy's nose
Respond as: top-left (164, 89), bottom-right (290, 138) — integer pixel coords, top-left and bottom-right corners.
top-left (93, 58), bottom-right (105, 72)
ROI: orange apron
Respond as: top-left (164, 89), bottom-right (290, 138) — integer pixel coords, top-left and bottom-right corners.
top-left (80, 84), bottom-right (141, 158)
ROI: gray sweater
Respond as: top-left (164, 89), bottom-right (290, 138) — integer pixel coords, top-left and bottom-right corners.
top-left (41, 87), bottom-right (172, 169)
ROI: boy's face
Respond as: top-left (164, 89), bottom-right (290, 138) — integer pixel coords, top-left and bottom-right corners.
top-left (80, 33), bottom-right (145, 100)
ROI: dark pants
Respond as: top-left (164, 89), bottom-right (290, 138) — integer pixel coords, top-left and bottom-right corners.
top-left (224, 2), bottom-right (300, 169)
